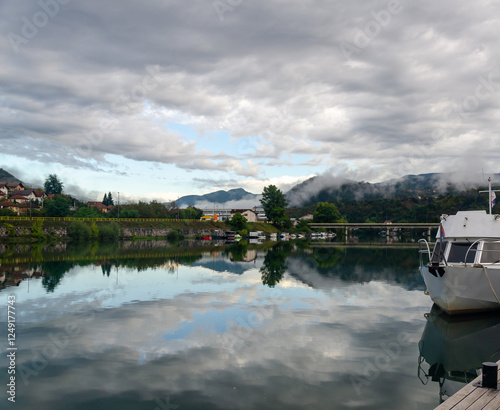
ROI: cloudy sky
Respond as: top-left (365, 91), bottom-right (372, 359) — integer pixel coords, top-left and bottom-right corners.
top-left (2, 0), bottom-right (500, 202)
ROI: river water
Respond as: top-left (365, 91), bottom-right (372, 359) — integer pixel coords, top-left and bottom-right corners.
top-left (1, 240), bottom-right (499, 409)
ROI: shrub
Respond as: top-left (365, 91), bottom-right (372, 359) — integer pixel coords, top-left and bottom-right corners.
top-left (68, 221), bottom-right (92, 241)
top-left (31, 219), bottom-right (45, 241)
top-left (4, 223), bottom-right (16, 237)
top-left (98, 222), bottom-right (120, 241)
top-left (90, 221), bottom-right (99, 239)
top-left (167, 229), bottom-right (183, 242)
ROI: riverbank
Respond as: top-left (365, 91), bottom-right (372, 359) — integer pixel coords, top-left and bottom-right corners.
top-left (0, 217), bottom-right (279, 242)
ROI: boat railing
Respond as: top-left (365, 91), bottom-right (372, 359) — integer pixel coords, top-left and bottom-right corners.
top-left (464, 239), bottom-right (483, 267)
top-left (418, 239), bottom-right (432, 266)
top-left (465, 238), bottom-right (500, 266)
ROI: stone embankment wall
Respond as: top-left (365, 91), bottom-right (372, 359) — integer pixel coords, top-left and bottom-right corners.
top-left (120, 228), bottom-right (215, 237)
top-left (0, 227), bottom-right (67, 238)
top-left (0, 227), bottom-right (216, 238)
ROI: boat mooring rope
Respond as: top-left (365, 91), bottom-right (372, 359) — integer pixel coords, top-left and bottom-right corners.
top-left (482, 266), bottom-right (500, 305)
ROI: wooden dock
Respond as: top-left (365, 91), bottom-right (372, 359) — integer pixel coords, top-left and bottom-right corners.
top-left (436, 361), bottom-right (500, 409)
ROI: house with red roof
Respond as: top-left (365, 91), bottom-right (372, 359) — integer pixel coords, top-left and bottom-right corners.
top-left (0, 201), bottom-right (26, 215)
top-left (0, 182), bottom-right (25, 192)
top-left (10, 194), bottom-right (30, 204)
top-left (87, 201), bottom-right (114, 213)
top-left (9, 190), bottom-right (36, 201)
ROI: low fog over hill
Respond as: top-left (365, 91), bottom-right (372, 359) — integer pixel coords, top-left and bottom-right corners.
top-left (285, 172), bottom-right (499, 208)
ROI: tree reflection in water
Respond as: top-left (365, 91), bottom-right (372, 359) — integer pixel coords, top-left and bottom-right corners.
top-left (260, 242), bottom-right (293, 287)
top-left (229, 241), bottom-right (248, 262)
top-left (41, 261), bottom-right (74, 292)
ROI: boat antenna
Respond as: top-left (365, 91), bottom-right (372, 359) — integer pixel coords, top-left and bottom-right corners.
top-left (479, 177), bottom-right (498, 214)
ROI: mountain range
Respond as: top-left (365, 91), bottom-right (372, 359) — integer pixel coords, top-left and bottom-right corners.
top-left (178, 172), bottom-right (498, 208)
top-left (0, 168), bottom-right (25, 184)
top-left (176, 188), bottom-right (258, 207)
top-left (285, 172), bottom-right (499, 207)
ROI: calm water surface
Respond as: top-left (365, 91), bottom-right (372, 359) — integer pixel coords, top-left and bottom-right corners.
top-left (1, 241), bottom-right (499, 409)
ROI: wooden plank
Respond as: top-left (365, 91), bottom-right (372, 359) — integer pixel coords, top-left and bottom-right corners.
top-left (474, 389), bottom-right (500, 409)
top-left (435, 377), bottom-right (481, 409)
top-left (436, 361), bottom-right (500, 410)
top-left (452, 387), bottom-right (488, 409)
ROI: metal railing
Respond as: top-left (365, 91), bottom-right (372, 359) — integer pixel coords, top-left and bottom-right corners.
top-left (418, 238), bottom-right (432, 266)
top-left (0, 216), bottom-right (204, 222)
top-left (465, 239), bottom-right (500, 266)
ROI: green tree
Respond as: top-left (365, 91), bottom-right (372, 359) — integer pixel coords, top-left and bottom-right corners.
top-left (313, 202), bottom-right (342, 223)
top-left (44, 196), bottom-right (70, 217)
top-left (296, 219), bottom-right (312, 233)
top-left (120, 208), bottom-right (139, 218)
top-left (107, 192), bottom-right (114, 206)
top-left (260, 185), bottom-right (290, 228)
top-left (103, 193), bottom-right (109, 206)
top-left (44, 174), bottom-right (64, 195)
top-left (148, 200), bottom-right (168, 218)
top-left (72, 206), bottom-right (101, 218)
top-left (229, 212), bottom-right (248, 231)
top-left (181, 207), bottom-right (203, 220)
top-left (0, 209), bottom-right (16, 217)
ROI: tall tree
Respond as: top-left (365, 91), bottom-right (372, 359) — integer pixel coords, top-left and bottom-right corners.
top-left (107, 192), bottom-right (114, 206)
top-left (313, 202), bottom-right (342, 223)
top-left (260, 185), bottom-right (290, 228)
top-left (103, 193), bottom-right (109, 205)
top-left (181, 206), bottom-right (203, 220)
top-left (44, 174), bottom-right (64, 195)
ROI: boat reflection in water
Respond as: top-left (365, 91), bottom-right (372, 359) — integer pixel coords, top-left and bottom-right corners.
top-left (418, 305), bottom-right (500, 404)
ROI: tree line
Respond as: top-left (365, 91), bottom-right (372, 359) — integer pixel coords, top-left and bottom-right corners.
top-left (288, 189), bottom-right (491, 223)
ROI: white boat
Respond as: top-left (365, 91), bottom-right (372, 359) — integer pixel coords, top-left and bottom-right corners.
top-left (419, 208), bottom-right (500, 315)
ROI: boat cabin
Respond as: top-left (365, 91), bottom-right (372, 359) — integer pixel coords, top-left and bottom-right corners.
top-left (426, 210), bottom-right (500, 267)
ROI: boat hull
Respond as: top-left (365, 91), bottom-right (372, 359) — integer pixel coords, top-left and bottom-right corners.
top-left (421, 265), bottom-right (500, 315)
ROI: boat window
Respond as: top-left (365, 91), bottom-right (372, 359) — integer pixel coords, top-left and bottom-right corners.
top-left (431, 240), bottom-right (448, 264)
top-left (480, 242), bottom-right (500, 264)
top-left (447, 242), bottom-right (478, 263)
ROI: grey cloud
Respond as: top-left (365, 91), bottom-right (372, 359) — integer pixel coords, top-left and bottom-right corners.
top-left (2, 0), bottom-right (500, 182)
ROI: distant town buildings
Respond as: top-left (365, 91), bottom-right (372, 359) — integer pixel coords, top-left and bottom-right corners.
top-left (0, 182), bottom-right (47, 215)
top-left (201, 206), bottom-right (266, 222)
